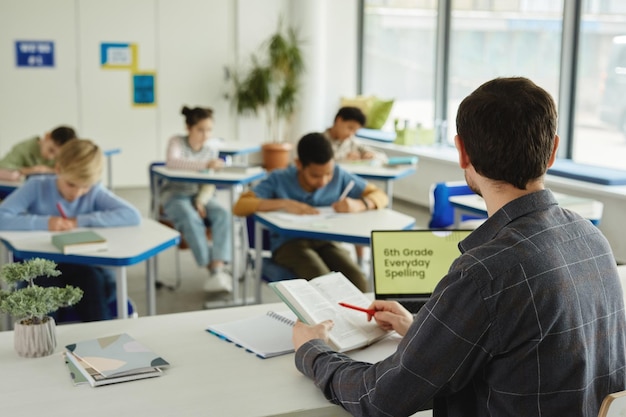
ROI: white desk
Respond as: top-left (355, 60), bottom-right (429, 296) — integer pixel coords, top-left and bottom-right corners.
top-left (0, 301), bottom-right (432, 417)
top-left (338, 163), bottom-right (417, 208)
top-left (150, 165), bottom-right (266, 303)
top-left (0, 219), bottom-right (180, 320)
top-left (449, 192), bottom-right (605, 226)
top-left (215, 141), bottom-right (261, 157)
top-left (253, 209), bottom-right (416, 301)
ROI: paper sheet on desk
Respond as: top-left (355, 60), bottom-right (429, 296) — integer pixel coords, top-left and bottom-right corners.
top-left (272, 207), bottom-right (350, 224)
top-left (346, 332), bottom-right (402, 363)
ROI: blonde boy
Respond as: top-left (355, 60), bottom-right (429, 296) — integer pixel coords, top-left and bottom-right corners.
top-left (0, 139), bottom-right (141, 321)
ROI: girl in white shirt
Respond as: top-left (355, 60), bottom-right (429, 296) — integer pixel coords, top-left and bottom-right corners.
top-left (161, 106), bottom-right (232, 293)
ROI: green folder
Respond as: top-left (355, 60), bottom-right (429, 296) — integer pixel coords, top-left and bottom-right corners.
top-left (51, 230), bottom-right (108, 255)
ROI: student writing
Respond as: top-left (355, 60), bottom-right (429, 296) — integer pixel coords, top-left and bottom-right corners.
top-left (323, 107), bottom-right (387, 162)
top-left (0, 125), bottom-right (77, 181)
top-left (233, 132), bottom-right (388, 291)
top-left (160, 106), bottom-right (233, 294)
top-left (0, 139), bottom-right (141, 322)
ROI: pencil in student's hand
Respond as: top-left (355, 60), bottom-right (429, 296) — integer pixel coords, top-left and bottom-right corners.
top-left (56, 202), bottom-right (68, 219)
top-left (338, 180), bottom-right (355, 201)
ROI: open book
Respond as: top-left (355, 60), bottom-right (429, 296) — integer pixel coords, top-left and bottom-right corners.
top-left (269, 272), bottom-right (388, 352)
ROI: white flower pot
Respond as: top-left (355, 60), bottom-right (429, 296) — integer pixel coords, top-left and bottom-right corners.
top-left (14, 317), bottom-right (57, 358)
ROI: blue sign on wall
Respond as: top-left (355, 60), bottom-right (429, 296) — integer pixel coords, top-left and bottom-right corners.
top-left (133, 73), bottom-right (156, 106)
top-left (15, 41), bottom-right (54, 67)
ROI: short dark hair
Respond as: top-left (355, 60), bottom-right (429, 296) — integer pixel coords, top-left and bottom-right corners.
top-left (456, 77), bottom-right (557, 190)
top-left (297, 132), bottom-right (334, 167)
top-left (181, 106), bottom-right (214, 127)
top-left (335, 106), bottom-right (366, 126)
top-left (50, 126), bottom-right (77, 145)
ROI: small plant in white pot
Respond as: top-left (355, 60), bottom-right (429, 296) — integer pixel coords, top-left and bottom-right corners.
top-left (0, 258), bottom-right (83, 357)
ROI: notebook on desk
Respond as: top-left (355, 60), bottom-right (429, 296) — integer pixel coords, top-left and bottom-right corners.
top-left (370, 229), bottom-right (472, 313)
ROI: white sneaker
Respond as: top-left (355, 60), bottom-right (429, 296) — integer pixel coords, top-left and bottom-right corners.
top-left (203, 270), bottom-right (233, 293)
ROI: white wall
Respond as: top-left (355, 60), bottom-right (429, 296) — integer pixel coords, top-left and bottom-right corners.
top-left (0, 0), bottom-right (359, 186)
top-left (0, 0), bottom-right (80, 144)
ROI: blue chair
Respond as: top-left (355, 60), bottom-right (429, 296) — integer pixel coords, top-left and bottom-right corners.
top-left (428, 181), bottom-right (486, 228)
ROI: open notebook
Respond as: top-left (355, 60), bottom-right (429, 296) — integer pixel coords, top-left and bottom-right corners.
top-left (371, 229), bottom-right (472, 313)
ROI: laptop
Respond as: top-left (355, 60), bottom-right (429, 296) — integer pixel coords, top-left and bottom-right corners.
top-left (370, 229), bottom-right (473, 313)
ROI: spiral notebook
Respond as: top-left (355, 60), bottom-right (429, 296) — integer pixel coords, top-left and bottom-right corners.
top-left (206, 310), bottom-right (297, 359)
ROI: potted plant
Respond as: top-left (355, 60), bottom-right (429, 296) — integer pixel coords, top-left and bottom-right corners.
top-left (0, 258), bottom-right (83, 357)
top-left (229, 21), bottom-right (305, 170)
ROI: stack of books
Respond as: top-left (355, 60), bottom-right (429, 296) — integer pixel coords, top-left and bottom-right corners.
top-left (63, 333), bottom-right (169, 387)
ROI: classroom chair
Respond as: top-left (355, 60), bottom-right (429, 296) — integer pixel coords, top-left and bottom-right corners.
top-left (58, 298), bottom-right (138, 324)
top-left (428, 181), bottom-right (486, 229)
top-left (149, 161), bottom-right (213, 290)
top-left (598, 390), bottom-right (626, 417)
top-left (244, 215), bottom-right (296, 302)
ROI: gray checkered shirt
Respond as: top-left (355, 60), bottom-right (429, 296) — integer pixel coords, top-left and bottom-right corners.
top-left (295, 189), bottom-right (626, 417)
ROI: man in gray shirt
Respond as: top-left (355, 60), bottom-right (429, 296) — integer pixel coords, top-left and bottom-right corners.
top-left (292, 77), bottom-right (626, 417)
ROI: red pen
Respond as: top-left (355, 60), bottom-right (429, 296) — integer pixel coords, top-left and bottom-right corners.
top-left (338, 302), bottom-right (376, 316)
top-left (56, 202), bottom-right (68, 219)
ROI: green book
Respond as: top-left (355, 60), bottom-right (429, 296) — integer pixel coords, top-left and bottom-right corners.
top-left (51, 230), bottom-right (108, 255)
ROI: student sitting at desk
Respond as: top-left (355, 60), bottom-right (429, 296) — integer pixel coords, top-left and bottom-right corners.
top-left (160, 106), bottom-right (233, 294)
top-left (291, 78), bottom-right (626, 417)
top-left (0, 125), bottom-right (77, 181)
top-left (0, 139), bottom-right (141, 322)
top-left (233, 132), bottom-right (388, 291)
top-left (323, 106), bottom-right (386, 163)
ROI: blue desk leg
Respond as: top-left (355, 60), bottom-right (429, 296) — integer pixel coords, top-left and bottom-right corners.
top-left (115, 267), bottom-right (129, 319)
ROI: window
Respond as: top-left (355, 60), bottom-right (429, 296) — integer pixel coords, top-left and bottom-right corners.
top-left (361, 1), bottom-right (438, 138)
top-left (361, 0), bottom-right (626, 171)
top-left (447, 1), bottom-right (563, 145)
top-left (573, 1), bottom-right (626, 170)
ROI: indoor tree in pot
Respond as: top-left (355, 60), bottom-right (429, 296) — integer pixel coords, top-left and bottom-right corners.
top-left (0, 258), bottom-right (83, 358)
top-left (229, 22), bottom-right (305, 170)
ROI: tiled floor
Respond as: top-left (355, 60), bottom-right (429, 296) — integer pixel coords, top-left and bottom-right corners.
top-left (115, 187), bottom-right (432, 317)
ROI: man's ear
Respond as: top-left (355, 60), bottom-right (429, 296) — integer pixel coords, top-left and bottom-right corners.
top-left (454, 135), bottom-right (471, 169)
top-left (546, 135), bottom-right (560, 168)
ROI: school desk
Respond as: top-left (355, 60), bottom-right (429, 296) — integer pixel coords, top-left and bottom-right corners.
top-left (0, 218), bottom-right (180, 322)
top-left (252, 208), bottom-right (416, 302)
top-left (0, 301), bottom-right (432, 417)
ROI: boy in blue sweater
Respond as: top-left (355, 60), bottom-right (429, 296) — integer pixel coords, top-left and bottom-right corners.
top-left (0, 139), bottom-right (141, 321)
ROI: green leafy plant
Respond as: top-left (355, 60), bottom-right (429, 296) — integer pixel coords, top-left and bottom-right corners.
top-left (229, 21), bottom-right (305, 143)
top-left (0, 258), bottom-right (83, 325)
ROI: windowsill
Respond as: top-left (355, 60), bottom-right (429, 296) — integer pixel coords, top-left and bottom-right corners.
top-left (361, 139), bottom-right (626, 200)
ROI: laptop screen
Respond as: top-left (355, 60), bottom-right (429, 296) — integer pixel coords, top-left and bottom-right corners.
top-left (371, 229), bottom-right (472, 300)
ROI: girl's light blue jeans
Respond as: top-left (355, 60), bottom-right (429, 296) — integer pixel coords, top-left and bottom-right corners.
top-left (163, 196), bottom-right (232, 267)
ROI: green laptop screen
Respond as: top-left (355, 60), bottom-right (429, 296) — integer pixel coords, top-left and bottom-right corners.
top-left (371, 230), bottom-right (472, 296)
